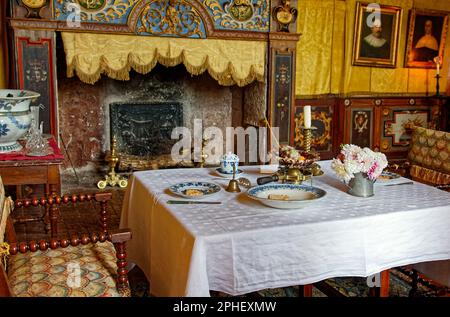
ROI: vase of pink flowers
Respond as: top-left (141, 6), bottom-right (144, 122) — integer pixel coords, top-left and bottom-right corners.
top-left (331, 144), bottom-right (388, 197)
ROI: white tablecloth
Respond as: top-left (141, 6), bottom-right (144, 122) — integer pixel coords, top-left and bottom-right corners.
top-left (120, 161), bottom-right (450, 296)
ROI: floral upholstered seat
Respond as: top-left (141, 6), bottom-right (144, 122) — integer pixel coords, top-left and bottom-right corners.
top-left (7, 241), bottom-right (127, 297)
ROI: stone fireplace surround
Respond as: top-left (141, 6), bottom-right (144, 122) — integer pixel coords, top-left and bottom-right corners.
top-left (57, 61), bottom-right (266, 184)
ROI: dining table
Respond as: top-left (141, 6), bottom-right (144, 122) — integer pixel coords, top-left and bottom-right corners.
top-left (120, 160), bottom-right (450, 297)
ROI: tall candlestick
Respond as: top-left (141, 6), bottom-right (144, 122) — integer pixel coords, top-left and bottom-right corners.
top-left (304, 105), bottom-right (311, 128)
top-left (434, 56), bottom-right (441, 75)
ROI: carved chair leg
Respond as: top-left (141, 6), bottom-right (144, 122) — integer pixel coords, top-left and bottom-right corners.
top-left (113, 241), bottom-right (130, 295)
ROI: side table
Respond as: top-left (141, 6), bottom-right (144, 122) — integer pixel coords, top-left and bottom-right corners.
top-left (0, 137), bottom-right (64, 236)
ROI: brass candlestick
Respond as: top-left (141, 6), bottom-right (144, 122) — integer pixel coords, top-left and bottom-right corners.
top-left (301, 126), bottom-right (323, 177)
top-left (97, 136), bottom-right (128, 189)
top-left (301, 126), bottom-right (317, 153)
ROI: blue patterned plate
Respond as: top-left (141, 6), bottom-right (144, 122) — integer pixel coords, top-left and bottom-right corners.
top-left (169, 181), bottom-right (221, 199)
top-left (377, 171), bottom-right (401, 181)
top-left (247, 183), bottom-right (326, 209)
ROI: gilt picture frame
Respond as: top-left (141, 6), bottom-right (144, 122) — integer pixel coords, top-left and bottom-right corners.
top-left (405, 9), bottom-right (449, 68)
top-left (352, 2), bottom-right (402, 68)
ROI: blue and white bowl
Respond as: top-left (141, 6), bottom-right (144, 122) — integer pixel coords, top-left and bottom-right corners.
top-left (247, 183), bottom-right (326, 209)
top-left (0, 89), bottom-right (40, 153)
top-left (169, 181), bottom-right (221, 199)
top-left (220, 153), bottom-right (239, 174)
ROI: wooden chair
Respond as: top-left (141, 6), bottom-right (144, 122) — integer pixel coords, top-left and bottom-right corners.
top-left (0, 181), bottom-right (132, 297)
top-left (389, 126), bottom-right (450, 188)
top-left (387, 126), bottom-right (450, 295)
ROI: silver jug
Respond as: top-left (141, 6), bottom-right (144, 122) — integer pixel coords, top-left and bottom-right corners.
top-left (348, 172), bottom-right (374, 197)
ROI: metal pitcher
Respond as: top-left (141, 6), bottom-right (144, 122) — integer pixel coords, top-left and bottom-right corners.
top-left (348, 172), bottom-right (374, 197)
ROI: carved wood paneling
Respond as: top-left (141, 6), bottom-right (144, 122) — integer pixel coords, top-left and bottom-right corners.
top-left (292, 98), bottom-right (342, 160)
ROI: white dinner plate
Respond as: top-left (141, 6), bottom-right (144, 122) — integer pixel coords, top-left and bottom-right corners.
top-left (247, 183), bottom-right (326, 209)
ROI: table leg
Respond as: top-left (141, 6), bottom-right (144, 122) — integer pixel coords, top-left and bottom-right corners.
top-left (299, 284), bottom-right (313, 297)
top-left (368, 269), bottom-right (390, 297)
top-left (380, 269), bottom-right (390, 297)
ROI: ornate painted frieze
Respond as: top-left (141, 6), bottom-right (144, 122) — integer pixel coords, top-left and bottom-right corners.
top-left (54, 0), bottom-right (138, 24)
top-left (54, 0), bottom-right (269, 33)
top-left (203, 0), bottom-right (269, 31)
top-left (135, 0), bottom-right (206, 38)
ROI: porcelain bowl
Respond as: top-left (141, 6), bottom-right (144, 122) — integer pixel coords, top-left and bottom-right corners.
top-left (247, 183), bottom-right (327, 209)
top-left (0, 89), bottom-right (40, 153)
top-left (0, 89), bottom-right (40, 112)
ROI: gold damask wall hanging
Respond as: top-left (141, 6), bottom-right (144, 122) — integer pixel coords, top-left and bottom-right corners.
top-left (272, 0), bottom-right (297, 32)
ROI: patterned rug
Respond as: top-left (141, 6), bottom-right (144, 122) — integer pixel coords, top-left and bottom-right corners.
top-left (128, 266), bottom-right (448, 297)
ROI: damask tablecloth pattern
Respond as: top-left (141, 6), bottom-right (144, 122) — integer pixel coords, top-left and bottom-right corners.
top-left (120, 161), bottom-right (450, 297)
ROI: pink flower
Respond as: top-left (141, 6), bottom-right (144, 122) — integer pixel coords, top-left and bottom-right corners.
top-left (367, 162), bottom-right (378, 180)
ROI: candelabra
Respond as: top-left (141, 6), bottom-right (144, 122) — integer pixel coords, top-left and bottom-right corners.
top-left (97, 136), bottom-right (128, 189)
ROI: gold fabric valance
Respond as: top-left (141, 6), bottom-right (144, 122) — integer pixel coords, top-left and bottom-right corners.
top-left (62, 32), bottom-right (266, 87)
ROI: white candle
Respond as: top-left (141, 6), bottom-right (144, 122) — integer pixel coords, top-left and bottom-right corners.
top-left (434, 56), bottom-right (440, 75)
top-left (304, 105), bottom-right (311, 128)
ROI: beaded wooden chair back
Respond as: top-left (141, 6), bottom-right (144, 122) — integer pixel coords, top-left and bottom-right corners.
top-left (0, 186), bottom-right (132, 297)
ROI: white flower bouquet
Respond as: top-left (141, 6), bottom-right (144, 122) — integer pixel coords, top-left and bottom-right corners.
top-left (331, 144), bottom-right (388, 182)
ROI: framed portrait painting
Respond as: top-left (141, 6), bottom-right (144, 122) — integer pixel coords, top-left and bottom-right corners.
top-left (352, 2), bottom-right (402, 68)
top-left (405, 9), bottom-right (449, 68)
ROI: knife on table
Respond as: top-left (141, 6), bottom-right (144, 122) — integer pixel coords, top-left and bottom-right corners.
top-left (384, 181), bottom-right (414, 186)
top-left (167, 200), bottom-right (222, 204)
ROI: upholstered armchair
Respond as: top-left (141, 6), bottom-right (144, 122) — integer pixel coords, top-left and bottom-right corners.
top-left (407, 126), bottom-right (450, 187)
top-left (388, 126), bottom-right (450, 190)
top-left (388, 127), bottom-right (450, 293)
top-left (0, 177), bottom-right (132, 297)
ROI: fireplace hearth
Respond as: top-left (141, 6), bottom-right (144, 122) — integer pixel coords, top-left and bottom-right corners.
top-left (110, 101), bottom-right (183, 170)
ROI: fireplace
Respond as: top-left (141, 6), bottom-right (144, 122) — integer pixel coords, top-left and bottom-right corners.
top-left (110, 102), bottom-right (183, 170)
top-left (57, 62), bottom-right (265, 182)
